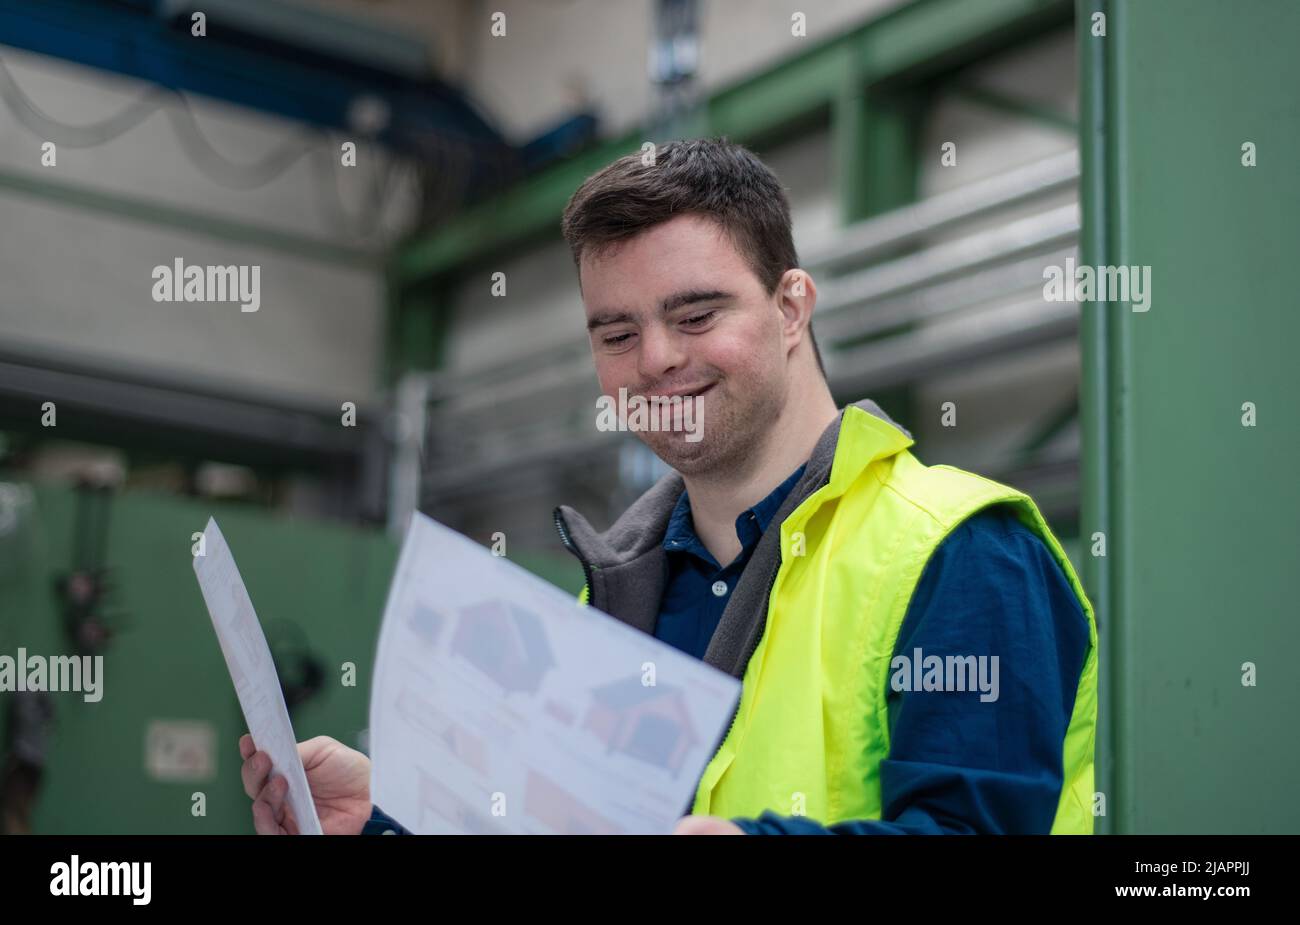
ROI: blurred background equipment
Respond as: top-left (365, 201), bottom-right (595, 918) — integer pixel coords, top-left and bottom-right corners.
top-left (0, 691), bottom-right (54, 834)
top-left (0, 0), bottom-right (1296, 834)
top-left (53, 479), bottom-right (121, 657)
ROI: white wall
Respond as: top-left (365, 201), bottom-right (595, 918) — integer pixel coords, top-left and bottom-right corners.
top-left (444, 237), bottom-right (585, 373)
top-left (761, 128), bottom-right (838, 258)
top-left (457, 0), bottom-right (905, 142)
top-left (0, 44), bottom-right (418, 405)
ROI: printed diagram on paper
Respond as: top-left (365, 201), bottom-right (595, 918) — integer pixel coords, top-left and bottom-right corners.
top-left (369, 513), bottom-right (741, 835)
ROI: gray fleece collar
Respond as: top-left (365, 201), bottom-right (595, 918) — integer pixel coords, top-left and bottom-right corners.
top-left (554, 398), bottom-right (909, 678)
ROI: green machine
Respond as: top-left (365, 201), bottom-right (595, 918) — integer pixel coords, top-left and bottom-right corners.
top-left (0, 482), bottom-right (580, 834)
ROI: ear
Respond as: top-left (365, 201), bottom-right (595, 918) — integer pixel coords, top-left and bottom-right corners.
top-left (776, 269), bottom-right (817, 354)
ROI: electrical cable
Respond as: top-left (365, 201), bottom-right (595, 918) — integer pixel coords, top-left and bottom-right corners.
top-left (164, 91), bottom-right (319, 190)
top-left (0, 56), bottom-right (167, 146)
top-left (1, 54), bottom-right (321, 189)
top-left (0, 53), bottom-right (517, 242)
top-left (0, 53), bottom-right (425, 241)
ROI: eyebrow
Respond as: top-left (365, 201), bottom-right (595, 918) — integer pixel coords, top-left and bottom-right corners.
top-left (586, 288), bottom-right (735, 331)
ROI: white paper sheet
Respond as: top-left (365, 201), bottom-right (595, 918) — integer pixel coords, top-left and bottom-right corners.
top-left (192, 517), bottom-right (322, 835)
top-left (369, 512), bottom-right (742, 835)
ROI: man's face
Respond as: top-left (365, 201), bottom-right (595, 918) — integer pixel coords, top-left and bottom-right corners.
top-left (579, 213), bottom-right (792, 476)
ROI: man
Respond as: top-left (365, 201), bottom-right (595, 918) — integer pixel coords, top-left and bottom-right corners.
top-left (240, 138), bottom-right (1097, 835)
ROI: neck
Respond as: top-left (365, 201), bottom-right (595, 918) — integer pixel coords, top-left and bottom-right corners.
top-left (683, 374), bottom-right (838, 566)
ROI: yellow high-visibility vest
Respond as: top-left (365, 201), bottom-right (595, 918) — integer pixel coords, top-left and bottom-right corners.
top-left (579, 402), bottom-right (1097, 831)
top-left (584, 405), bottom-right (1098, 832)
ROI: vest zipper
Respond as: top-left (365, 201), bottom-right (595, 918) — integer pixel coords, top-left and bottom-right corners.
top-left (705, 482), bottom-right (826, 805)
top-left (715, 547), bottom-right (781, 752)
top-left (552, 507), bottom-right (594, 600)
top-left (687, 541), bottom-right (783, 819)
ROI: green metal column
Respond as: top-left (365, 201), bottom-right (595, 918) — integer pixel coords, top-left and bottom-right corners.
top-left (1080, 0), bottom-right (1300, 834)
top-left (834, 55), bottom-right (921, 223)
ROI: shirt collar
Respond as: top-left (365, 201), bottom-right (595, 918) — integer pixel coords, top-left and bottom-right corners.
top-left (663, 462), bottom-right (808, 561)
top-left (750, 462), bottom-right (807, 534)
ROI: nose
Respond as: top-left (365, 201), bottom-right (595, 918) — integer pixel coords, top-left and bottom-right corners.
top-left (636, 323), bottom-right (687, 384)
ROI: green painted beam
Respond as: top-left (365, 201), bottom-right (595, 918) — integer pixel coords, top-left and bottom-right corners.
top-left (840, 88), bottom-right (923, 221)
top-left (1015, 391), bottom-right (1080, 459)
top-left (833, 49), bottom-right (873, 223)
top-left (859, 0), bottom-right (1068, 81)
top-left (392, 134), bottom-right (641, 283)
top-left (392, 0), bottom-right (1073, 288)
top-left (952, 84), bottom-right (1077, 133)
top-left (1077, 0), bottom-right (1116, 836)
top-left (385, 277), bottom-right (446, 384)
top-left (707, 43), bottom-right (848, 140)
top-left (1083, 0), bottom-right (1300, 834)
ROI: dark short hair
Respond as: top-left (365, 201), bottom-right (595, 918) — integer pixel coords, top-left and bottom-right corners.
top-left (561, 137), bottom-right (824, 375)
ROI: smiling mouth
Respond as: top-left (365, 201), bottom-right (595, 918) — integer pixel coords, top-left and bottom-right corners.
top-left (648, 382), bottom-right (715, 403)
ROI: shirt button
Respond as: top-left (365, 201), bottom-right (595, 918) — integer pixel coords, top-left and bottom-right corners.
top-left (711, 580), bottom-right (728, 597)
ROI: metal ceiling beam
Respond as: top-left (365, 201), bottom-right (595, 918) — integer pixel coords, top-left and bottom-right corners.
top-left (392, 0), bottom-right (1074, 287)
top-left (808, 149), bottom-right (1077, 270)
top-left (0, 0), bottom-right (509, 160)
top-left (0, 343), bottom-right (377, 469)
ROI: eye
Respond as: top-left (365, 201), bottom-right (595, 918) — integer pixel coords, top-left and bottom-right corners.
top-left (681, 310), bottom-right (716, 327)
top-left (603, 332), bottom-right (634, 346)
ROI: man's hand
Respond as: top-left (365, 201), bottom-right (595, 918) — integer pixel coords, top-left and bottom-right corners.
top-left (673, 815), bottom-right (744, 835)
top-left (239, 734), bottom-right (372, 835)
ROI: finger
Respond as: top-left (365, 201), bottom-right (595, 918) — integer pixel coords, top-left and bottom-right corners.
top-left (673, 815), bottom-right (738, 835)
top-left (256, 775), bottom-right (289, 824)
top-left (239, 734), bottom-right (255, 761)
top-left (282, 802), bottom-right (299, 836)
top-left (251, 798), bottom-right (281, 835)
top-left (272, 777), bottom-right (290, 826)
top-left (241, 751), bottom-right (270, 801)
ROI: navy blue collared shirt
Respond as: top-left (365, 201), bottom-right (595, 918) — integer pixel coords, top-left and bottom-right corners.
top-left (654, 463), bottom-right (807, 658)
top-left (659, 465), bottom-right (1090, 835)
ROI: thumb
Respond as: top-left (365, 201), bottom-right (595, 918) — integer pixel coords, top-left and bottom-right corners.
top-left (673, 815), bottom-right (744, 835)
